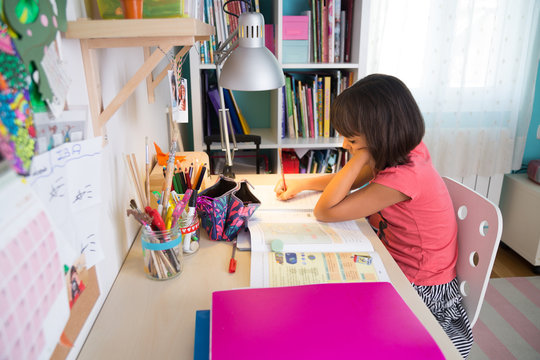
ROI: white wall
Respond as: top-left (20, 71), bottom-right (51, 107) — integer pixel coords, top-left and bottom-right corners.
top-left (63, 4), bottom-right (172, 358)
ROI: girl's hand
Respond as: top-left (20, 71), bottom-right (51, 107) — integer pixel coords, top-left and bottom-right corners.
top-left (274, 178), bottom-right (303, 200)
top-left (350, 147), bottom-right (375, 175)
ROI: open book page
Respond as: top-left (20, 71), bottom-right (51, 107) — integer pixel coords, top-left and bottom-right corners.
top-left (249, 211), bottom-right (374, 253)
top-left (250, 185), bottom-right (320, 211)
top-left (251, 251), bottom-right (389, 288)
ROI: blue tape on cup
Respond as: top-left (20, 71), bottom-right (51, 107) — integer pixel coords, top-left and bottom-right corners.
top-left (142, 236), bottom-right (182, 251)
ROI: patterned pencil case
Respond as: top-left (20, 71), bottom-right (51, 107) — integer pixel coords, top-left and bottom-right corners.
top-left (196, 176), bottom-right (260, 241)
top-left (222, 180), bottom-right (260, 241)
top-left (196, 175), bottom-right (238, 241)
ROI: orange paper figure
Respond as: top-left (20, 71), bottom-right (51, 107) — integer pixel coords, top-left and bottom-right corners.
top-left (154, 142), bottom-right (185, 166)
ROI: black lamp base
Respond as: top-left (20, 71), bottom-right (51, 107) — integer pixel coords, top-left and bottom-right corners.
top-left (223, 165), bottom-right (235, 179)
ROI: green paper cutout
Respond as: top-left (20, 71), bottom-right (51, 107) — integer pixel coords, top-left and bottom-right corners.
top-left (16, 0), bottom-right (39, 24)
top-left (3, 0), bottom-right (67, 101)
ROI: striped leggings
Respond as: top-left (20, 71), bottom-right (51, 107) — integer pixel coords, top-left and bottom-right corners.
top-left (412, 278), bottom-right (474, 359)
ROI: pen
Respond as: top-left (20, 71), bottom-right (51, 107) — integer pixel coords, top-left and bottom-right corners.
top-left (228, 240), bottom-right (237, 273)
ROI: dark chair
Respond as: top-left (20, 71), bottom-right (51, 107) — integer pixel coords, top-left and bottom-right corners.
top-left (204, 134), bottom-right (262, 175)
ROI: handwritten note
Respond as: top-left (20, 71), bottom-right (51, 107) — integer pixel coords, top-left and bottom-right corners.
top-left (28, 137), bottom-right (104, 267)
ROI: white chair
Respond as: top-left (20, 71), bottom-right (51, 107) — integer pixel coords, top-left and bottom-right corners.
top-left (443, 177), bottom-right (503, 327)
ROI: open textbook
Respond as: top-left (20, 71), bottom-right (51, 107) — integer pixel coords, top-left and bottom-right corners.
top-left (248, 185), bottom-right (389, 287)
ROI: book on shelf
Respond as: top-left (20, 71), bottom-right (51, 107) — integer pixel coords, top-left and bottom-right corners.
top-left (207, 87), bottom-right (242, 136)
top-left (281, 86), bottom-right (287, 139)
top-left (312, 75), bottom-right (319, 137)
top-left (334, 0), bottom-right (342, 62)
top-left (284, 76), bottom-right (296, 139)
top-left (328, 0), bottom-right (335, 63)
top-left (321, 1), bottom-right (328, 62)
top-left (306, 86), bottom-right (315, 138)
top-left (281, 149), bottom-right (299, 174)
top-left (323, 75), bottom-right (331, 137)
top-left (291, 78), bottom-right (302, 138)
top-left (222, 89), bottom-right (243, 135)
top-left (229, 89), bottom-right (250, 135)
top-left (344, 0), bottom-right (354, 62)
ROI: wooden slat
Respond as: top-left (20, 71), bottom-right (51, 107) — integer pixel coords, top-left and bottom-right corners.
top-left (84, 36), bottom-right (194, 49)
top-left (65, 18), bottom-right (214, 40)
top-left (79, 40), bottom-right (103, 136)
top-left (487, 173), bottom-right (504, 206)
top-left (475, 175), bottom-right (490, 198)
top-left (143, 47), bottom-right (155, 104)
top-left (462, 175), bottom-right (477, 190)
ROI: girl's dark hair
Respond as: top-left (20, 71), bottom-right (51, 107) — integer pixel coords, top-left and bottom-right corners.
top-left (330, 74), bottom-right (425, 170)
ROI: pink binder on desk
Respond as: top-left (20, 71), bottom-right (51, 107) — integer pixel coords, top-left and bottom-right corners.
top-left (211, 282), bottom-right (444, 359)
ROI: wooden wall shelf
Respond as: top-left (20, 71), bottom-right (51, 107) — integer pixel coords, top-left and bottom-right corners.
top-left (65, 18), bottom-right (214, 136)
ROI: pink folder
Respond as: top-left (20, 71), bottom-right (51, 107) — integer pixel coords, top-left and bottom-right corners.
top-left (211, 282), bottom-right (444, 359)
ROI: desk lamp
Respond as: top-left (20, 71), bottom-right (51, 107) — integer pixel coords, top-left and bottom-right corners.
top-left (214, 5), bottom-right (285, 178)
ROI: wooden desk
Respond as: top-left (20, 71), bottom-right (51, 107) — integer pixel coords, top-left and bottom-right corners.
top-left (78, 174), bottom-right (461, 359)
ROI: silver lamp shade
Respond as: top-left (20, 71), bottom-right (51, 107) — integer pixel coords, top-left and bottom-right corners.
top-left (219, 12), bottom-right (285, 91)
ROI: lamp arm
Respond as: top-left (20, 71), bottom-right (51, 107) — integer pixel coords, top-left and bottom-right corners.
top-left (215, 63), bottom-right (237, 177)
top-left (215, 29), bottom-right (239, 66)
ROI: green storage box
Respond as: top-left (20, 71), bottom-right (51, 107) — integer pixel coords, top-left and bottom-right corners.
top-left (97, 0), bottom-right (184, 19)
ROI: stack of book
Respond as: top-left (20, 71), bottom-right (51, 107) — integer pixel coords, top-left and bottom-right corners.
top-left (283, 148), bottom-right (349, 174)
top-left (307, 0), bottom-right (355, 63)
top-left (282, 70), bottom-right (354, 139)
top-left (202, 70), bottom-right (250, 137)
top-left (199, 0), bottom-right (253, 65)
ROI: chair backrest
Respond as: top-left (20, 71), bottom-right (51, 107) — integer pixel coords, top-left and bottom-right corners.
top-left (442, 177), bottom-right (503, 328)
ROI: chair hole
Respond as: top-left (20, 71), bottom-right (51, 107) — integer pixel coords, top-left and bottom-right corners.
top-left (457, 205), bottom-right (467, 220)
top-left (479, 220), bottom-right (489, 236)
top-left (469, 251), bottom-right (479, 267)
top-left (460, 280), bottom-right (469, 297)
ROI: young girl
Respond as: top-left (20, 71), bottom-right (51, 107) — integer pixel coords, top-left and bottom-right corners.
top-left (274, 74), bottom-right (473, 358)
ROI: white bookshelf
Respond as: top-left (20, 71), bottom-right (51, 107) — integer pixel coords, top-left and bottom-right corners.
top-left (189, 0), bottom-right (370, 172)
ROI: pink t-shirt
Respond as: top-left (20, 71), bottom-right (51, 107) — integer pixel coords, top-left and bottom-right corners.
top-left (368, 142), bottom-right (457, 286)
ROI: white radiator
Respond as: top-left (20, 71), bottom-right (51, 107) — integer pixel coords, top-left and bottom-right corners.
top-left (456, 174), bottom-right (504, 206)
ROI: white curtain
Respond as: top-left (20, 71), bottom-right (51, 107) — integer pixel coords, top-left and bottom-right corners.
top-left (366, 0), bottom-right (540, 177)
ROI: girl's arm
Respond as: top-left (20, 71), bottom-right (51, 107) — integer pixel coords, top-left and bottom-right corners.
top-left (274, 161), bottom-right (374, 201)
top-left (313, 149), bottom-right (409, 222)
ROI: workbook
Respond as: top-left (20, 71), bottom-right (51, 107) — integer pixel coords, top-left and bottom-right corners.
top-left (248, 185), bottom-right (389, 287)
top-left (211, 283), bottom-right (445, 359)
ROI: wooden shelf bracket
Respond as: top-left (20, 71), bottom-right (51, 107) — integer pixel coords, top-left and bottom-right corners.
top-left (65, 18), bottom-right (214, 136)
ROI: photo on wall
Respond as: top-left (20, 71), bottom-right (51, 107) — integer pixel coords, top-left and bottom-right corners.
top-left (168, 70), bottom-right (188, 123)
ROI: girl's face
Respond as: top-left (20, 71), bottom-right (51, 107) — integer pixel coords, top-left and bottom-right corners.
top-left (342, 134), bottom-right (368, 155)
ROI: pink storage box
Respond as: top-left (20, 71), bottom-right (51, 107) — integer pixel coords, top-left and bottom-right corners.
top-left (282, 15), bottom-right (309, 40)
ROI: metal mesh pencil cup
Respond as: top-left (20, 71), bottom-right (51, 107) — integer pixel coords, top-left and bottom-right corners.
top-left (141, 225), bottom-right (183, 280)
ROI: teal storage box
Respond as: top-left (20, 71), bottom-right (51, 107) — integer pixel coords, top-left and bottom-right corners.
top-left (283, 40), bottom-right (309, 64)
